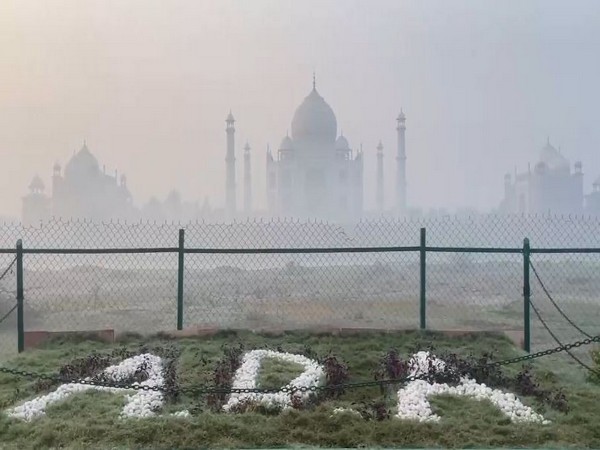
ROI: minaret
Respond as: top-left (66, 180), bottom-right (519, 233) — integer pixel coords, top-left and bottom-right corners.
top-left (376, 140), bottom-right (384, 213)
top-left (225, 111), bottom-right (236, 218)
top-left (357, 145), bottom-right (364, 218)
top-left (243, 141), bottom-right (252, 214)
top-left (396, 110), bottom-right (407, 215)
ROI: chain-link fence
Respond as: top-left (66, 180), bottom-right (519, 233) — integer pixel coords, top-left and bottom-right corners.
top-left (0, 215), bottom-right (598, 363)
top-left (184, 249), bottom-right (420, 331)
top-left (0, 252), bottom-right (18, 362)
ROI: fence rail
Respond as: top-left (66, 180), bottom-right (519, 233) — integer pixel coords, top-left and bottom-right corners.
top-left (1, 220), bottom-right (599, 362)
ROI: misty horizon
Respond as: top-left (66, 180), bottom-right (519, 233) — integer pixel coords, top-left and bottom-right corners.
top-left (2, 0), bottom-right (600, 221)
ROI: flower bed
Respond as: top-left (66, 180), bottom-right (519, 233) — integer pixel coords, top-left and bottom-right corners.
top-left (2, 331), bottom-right (596, 449)
top-left (5, 348), bottom-right (552, 426)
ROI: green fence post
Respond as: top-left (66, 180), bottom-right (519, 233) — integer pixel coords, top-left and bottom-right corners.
top-left (177, 229), bottom-right (185, 331)
top-left (420, 227), bottom-right (426, 330)
top-left (16, 239), bottom-right (24, 353)
top-left (522, 237), bottom-right (531, 353)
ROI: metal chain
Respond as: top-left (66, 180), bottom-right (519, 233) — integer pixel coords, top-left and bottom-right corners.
top-left (527, 258), bottom-right (599, 374)
top-left (1, 334), bottom-right (598, 395)
top-left (529, 259), bottom-right (593, 339)
top-left (528, 298), bottom-right (599, 374)
top-left (488, 335), bottom-right (600, 368)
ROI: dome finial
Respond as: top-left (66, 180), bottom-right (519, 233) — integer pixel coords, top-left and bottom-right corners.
top-left (312, 71), bottom-right (316, 90)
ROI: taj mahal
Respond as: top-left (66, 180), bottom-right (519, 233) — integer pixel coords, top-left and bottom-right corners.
top-left (225, 76), bottom-right (407, 222)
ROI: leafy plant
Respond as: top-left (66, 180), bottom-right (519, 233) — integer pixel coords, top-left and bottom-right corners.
top-left (205, 342), bottom-right (244, 412)
top-left (320, 353), bottom-right (349, 399)
top-left (374, 349), bottom-right (409, 395)
top-left (33, 352), bottom-right (116, 392)
top-left (433, 350), bottom-right (509, 387)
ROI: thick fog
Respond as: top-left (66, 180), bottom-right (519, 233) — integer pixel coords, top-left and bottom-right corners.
top-left (1, 0), bottom-right (599, 221)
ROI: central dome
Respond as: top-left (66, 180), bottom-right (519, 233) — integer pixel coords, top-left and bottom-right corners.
top-left (291, 87), bottom-right (337, 143)
top-left (65, 143), bottom-right (100, 179)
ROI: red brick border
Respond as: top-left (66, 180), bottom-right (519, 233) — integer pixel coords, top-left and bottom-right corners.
top-left (24, 329), bottom-right (115, 350)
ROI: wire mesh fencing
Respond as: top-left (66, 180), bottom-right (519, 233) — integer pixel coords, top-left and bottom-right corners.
top-left (0, 215), bottom-right (598, 365)
top-left (22, 252), bottom-right (178, 337)
top-left (424, 251), bottom-right (524, 333)
top-left (184, 250), bottom-right (420, 331)
top-left (4, 213), bottom-right (600, 250)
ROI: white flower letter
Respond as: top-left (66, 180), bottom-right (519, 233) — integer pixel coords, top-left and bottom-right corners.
top-left (7, 353), bottom-right (164, 421)
top-left (395, 352), bottom-right (549, 424)
top-left (224, 350), bottom-right (325, 412)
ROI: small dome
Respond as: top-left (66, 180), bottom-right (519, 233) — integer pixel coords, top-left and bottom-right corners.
top-left (279, 135), bottom-right (293, 151)
top-left (226, 111), bottom-right (235, 123)
top-left (335, 135), bottom-right (350, 150)
top-left (397, 110), bottom-right (406, 121)
top-left (291, 87), bottom-right (337, 144)
top-left (29, 175), bottom-right (45, 192)
top-left (593, 176), bottom-right (600, 187)
top-left (65, 142), bottom-right (100, 179)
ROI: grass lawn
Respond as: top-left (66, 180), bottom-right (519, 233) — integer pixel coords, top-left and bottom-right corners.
top-left (0, 330), bottom-right (599, 449)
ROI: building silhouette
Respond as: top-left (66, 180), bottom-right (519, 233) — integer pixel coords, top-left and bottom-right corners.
top-left (500, 139), bottom-right (584, 215)
top-left (229, 77), bottom-right (408, 221)
top-left (22, 142), bottom-right (135, 225)
top-left (586, 176), bottom-right (600, 215)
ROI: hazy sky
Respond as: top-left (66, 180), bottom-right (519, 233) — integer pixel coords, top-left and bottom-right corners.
top-left (1, 0), bottom-right (599, 218)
